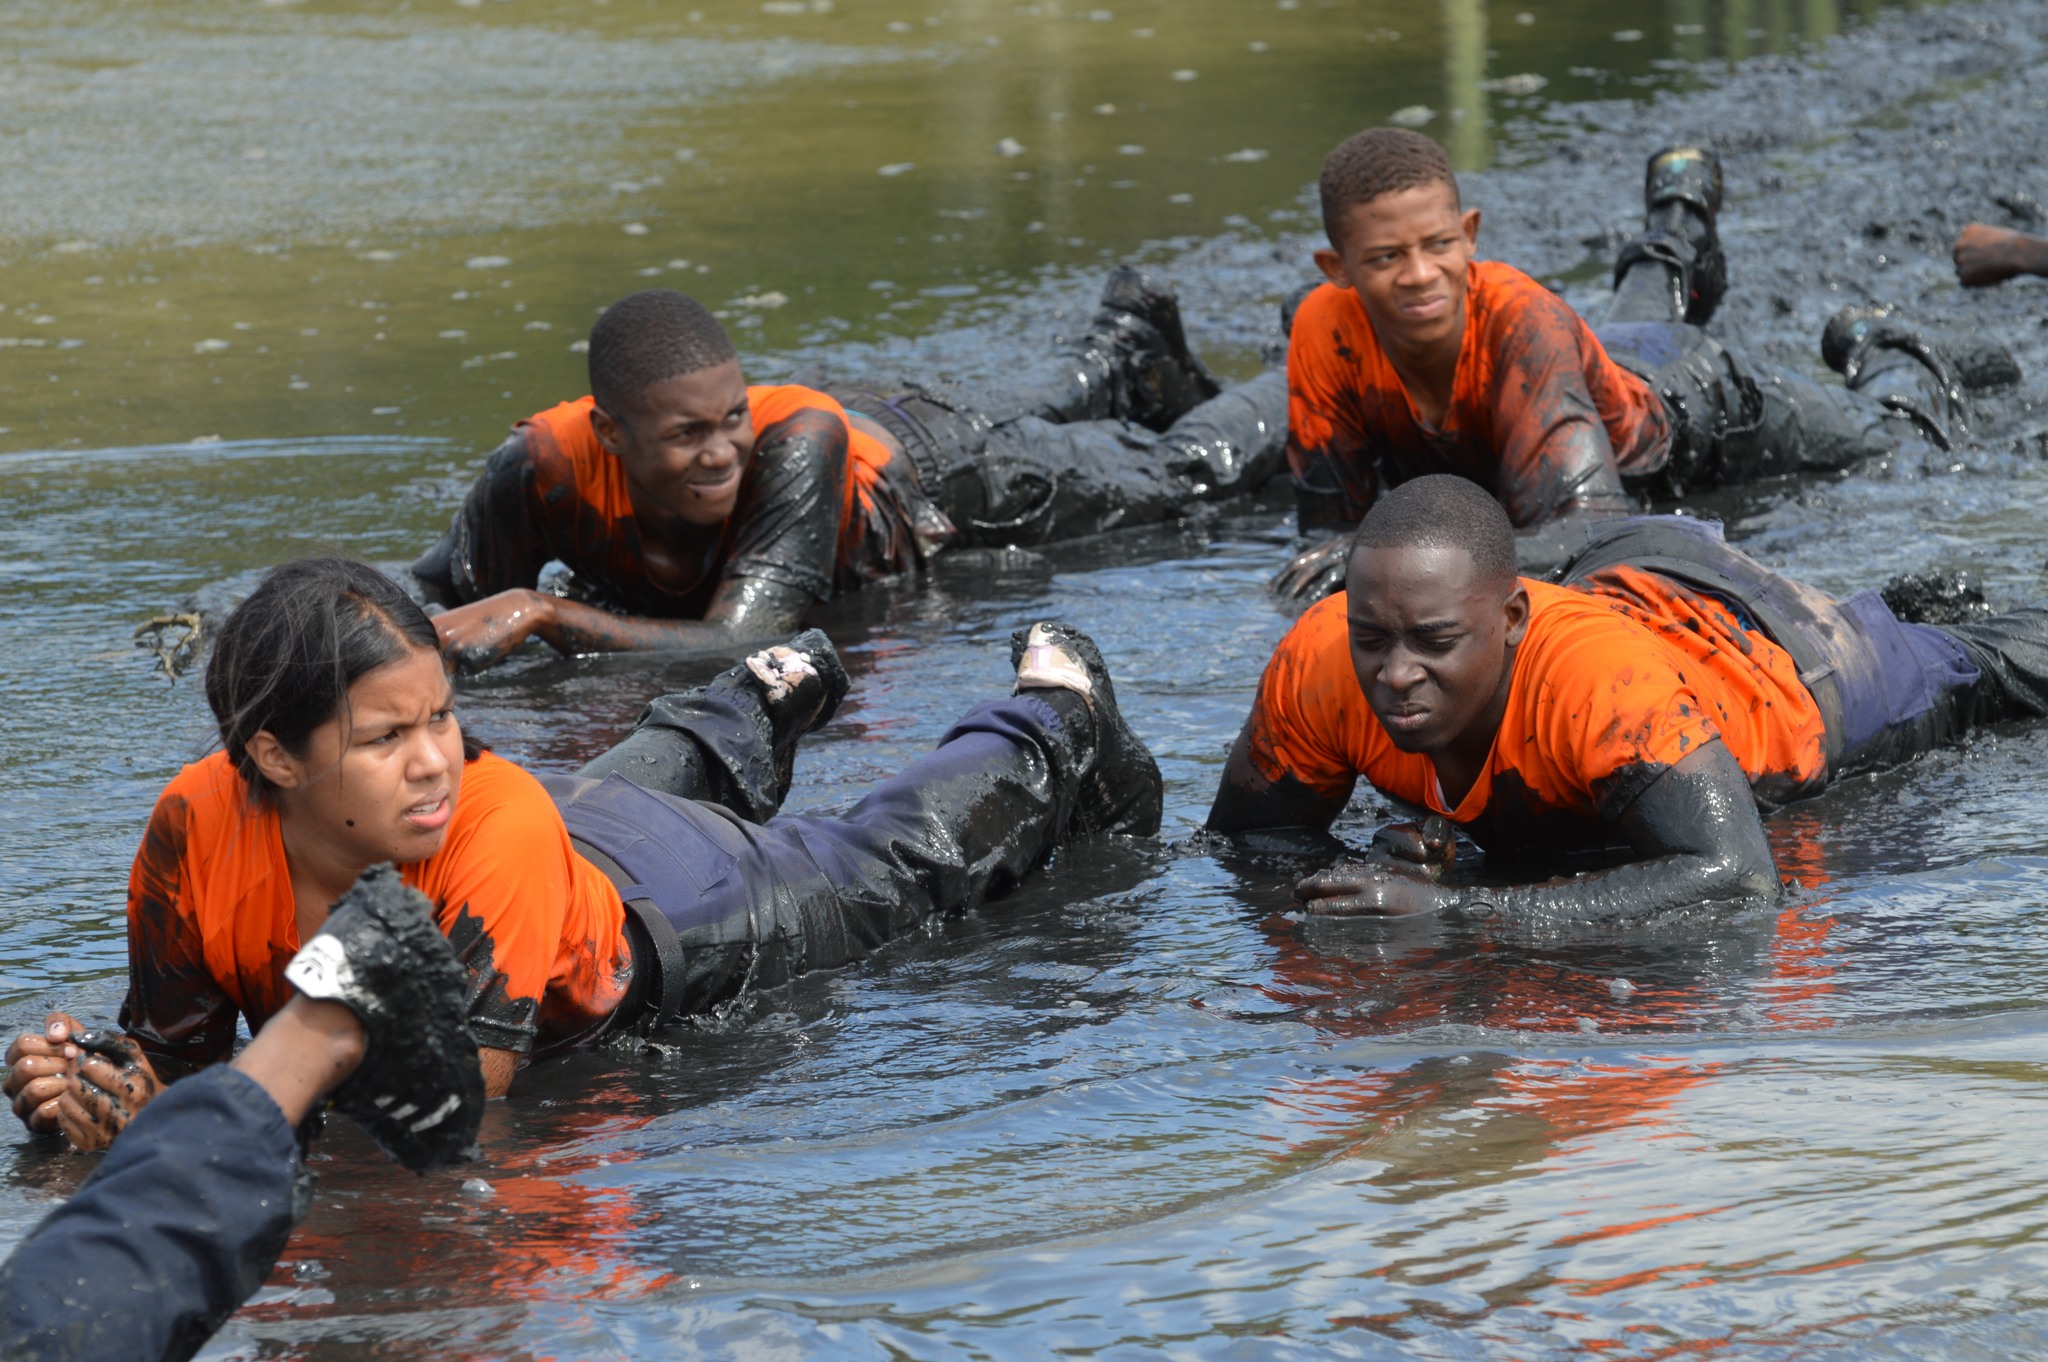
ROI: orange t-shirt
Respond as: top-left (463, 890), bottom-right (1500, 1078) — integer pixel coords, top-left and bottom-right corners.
top-left (120, 750), bottom-right (633, 1069)
top-left (1285, 264), bottom-right (1669, 527)
top-left (510, 385), bottom-right (927, 613)
top-left (1243, 569), bottom-right (1827, 853)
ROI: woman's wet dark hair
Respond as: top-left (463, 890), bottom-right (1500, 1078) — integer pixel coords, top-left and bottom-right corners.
top-left (205, 557), bottom-right (480, 798)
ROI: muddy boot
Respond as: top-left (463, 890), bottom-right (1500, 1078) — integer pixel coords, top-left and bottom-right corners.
top-left (1158, 368), bottom-right (1290, 499)
top-left (577, 628), bottom-right (849, 819)
top-left (283, 864), bottom-right (485, 1171)
top-left (740, 628), bottom-right (852, 797)
top-left (1822, 304), bottom-right (1971, 449)
top-left (1610, 145), bottom-right (1728, 325)
top-left (993, 269), bottom-right (1221, 432)
top-left (1011, 621), bottom-right (1163, 836)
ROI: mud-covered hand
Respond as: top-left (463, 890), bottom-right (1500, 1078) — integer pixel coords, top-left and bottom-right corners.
top-left (1366, 815), bottom-right (1458, 879)
top-left (433, 589), bottom-right (555, 674)
top-left (1269, 536), bottom-right (1352, 603)
top-left (53, 1032), bottom-right (163, 1151)
top-left (4, 1011), bottom-right (87, 1135)
top-left (1294, 859), bottom-right (1456, 917)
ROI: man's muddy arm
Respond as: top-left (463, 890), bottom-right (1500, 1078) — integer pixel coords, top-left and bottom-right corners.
top-left (435, 573), bottom-right (810, 672)
top-left (1206, 727), bottom-right (1351, 834)
top-left (1296, 742), bottom-right (1780, 921)
top-left (1953, 224), bottom-right (2048, 287)
top-left (534, 575), bottom-right (809, 656)
top-left (411, 432), bottom-right (552, 608)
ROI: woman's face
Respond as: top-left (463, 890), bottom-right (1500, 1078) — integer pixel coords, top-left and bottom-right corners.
top-left (265, 645), bottom-right (466, 870)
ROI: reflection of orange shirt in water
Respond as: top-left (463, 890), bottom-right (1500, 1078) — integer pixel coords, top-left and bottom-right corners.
top-left (275, 1079), bottom-right (673, 1311)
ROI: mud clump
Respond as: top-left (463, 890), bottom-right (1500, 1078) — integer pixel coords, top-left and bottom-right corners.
top-left (1881, 570), bottom-right (1994, 626)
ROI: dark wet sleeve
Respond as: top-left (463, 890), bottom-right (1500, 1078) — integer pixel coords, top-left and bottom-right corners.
top-left (1460, 743), bottom-right (1780, 922)
top-left (1489, 310), bottom-right (1634, 526)
top-left (119, 795), bottom-right (238, 1075)
top-left (1287, 439), bottom-right (1369, 534)
top-left (0, 1066), bottom-right (299, 1362)
top-left (717, 408), bottom-right (848, 601)
top-left (411, 431), bottom-right (559, 607)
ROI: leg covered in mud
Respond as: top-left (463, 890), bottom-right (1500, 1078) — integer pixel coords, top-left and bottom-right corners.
top-left (548, 626), bottom-right (1161, 1025)
top-left (574, 630), bottom-right (851, 823)
top-left (841, 369), bottom-right (1288, 548)
top-left (1595, 321), bottom-right (1932, 495)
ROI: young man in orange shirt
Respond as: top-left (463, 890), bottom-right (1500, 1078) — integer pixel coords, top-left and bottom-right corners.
top-left (1211, 475), bottom-right (2048, 917)
top-left (1273, 129), bottom-right (1990, 596)
top-left (413, 272), bottom-right (1287, 672)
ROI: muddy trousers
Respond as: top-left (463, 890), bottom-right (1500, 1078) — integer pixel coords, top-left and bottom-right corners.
top-left (1557, 516), bottom-right (2048, 782)
top-left (1594, 321), bottom-right (1926, 496)
top-left (0, 1067), bottom-right (297, 1362)
top-left (830, 368), bottom-right (1290, 547)
top-left (542, 689), bottom-right (1095, 1027)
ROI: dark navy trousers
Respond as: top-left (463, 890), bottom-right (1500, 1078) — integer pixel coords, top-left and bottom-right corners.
top-left (549, 686), bottom-right (1097, 1020)
top-left (0, 1067), bottom-right (298, 1362)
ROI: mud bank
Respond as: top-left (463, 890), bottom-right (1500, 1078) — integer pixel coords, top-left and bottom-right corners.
top-left (800, 0), bottom-right (2048, 441)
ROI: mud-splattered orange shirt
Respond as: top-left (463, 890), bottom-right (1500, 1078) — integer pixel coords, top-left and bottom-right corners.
top-left (419, 386), bottom-right (939, 616)
top-left (120, 750), bottom-right (632, 1070)
top-left (1285, 264), bottom-right (1669, 528)
top-left (1243, 568), bottom-right (1827, 853)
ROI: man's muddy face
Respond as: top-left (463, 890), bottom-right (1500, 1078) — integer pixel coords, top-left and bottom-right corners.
top-left (1345, 542), bottom-right (1526, 757)
top-left (1315, 183), bottom-right (1479, 356)
top-left (596, 358), bottom-right (755, 527)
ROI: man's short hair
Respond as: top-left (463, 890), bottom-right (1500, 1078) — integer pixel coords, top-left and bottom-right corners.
top-left (1318, 128), bottom-right (1459, 248)
top-left (588, 290), bottom-right (737, 418)
top-left (1352, 475), bottom-right (1515, 588)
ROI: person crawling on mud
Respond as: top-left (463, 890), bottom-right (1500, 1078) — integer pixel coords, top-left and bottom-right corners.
top-left (1272, 129), bottom-right (2000, 599)
top-left (1952, 221), bottom-right (2048, 287)
top-left (1211, 475), bottom-right (2048, 918)
top-left (412, 273), bottom-right (1288, 673)
top-left (5, 557), bottom-right (1162, 1151)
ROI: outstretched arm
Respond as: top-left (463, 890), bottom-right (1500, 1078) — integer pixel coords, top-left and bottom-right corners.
top-left (1954, 223), bottom-right (2048, 287)
top-left (1294, 740), bottom-right (1780, 922)
top-left (432, 573), bottom-right (810, 673)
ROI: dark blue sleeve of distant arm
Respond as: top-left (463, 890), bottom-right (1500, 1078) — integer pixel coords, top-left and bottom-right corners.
top-left (0, 1067), bottom-right (301, 1362)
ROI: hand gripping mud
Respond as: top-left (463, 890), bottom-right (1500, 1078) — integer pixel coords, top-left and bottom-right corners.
top-left (284, 864), bottom-right (485, 1171)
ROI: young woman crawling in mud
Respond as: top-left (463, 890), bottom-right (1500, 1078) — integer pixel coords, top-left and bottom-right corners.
top-left (1210, 475), bottom-right (2048, 918)
top-left (4, 558), bottom-right (1161, 1151)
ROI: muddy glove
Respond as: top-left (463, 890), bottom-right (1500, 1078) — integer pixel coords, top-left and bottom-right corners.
top-left (284, 864), bottom-right (485, 1171)
top-left (1270, 536), bottom-right (1352, 603)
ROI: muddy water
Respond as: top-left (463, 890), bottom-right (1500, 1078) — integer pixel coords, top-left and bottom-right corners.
top-left (10, 0), bottom-right (2048, 1357)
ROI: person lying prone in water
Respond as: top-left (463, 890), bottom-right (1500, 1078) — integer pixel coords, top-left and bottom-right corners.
top-left (6, 557), bottom-right (1163, 1150)
top-left (1210, 474), bottom-right (2048, 918)
top-left (1272, 130), bottom-right (2007, 598)
top-left (412, 272), bottom-right (1290, 672)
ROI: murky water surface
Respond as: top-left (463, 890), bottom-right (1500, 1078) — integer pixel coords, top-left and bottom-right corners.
top-left (8, 0), bottom-right (2048, 1357)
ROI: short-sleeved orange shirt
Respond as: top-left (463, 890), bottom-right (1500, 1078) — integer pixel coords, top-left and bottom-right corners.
top-left (1286, 264), bottom-right (1669, 527)
top-left (511, 386), bottom-right (928, 610)
top-left (121, 750), bottom-right (633, 1069)
top-left (1243, 569), bottom-right (1827, 853)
